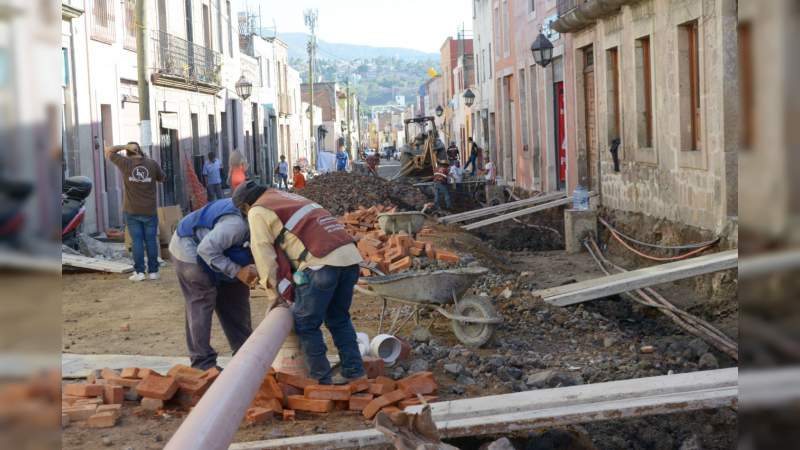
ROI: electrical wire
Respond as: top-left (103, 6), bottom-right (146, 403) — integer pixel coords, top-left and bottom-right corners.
top-left (599, 217), bottom-right (719, 250)
top-left (607, 226), bottom-right (715, 262)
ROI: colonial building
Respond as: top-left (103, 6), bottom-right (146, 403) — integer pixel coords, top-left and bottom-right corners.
top-left (471, 0), bottom-right (497, 165)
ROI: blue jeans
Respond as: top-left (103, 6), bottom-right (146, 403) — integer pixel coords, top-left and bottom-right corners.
top-left (434, 183), bottom-right (452, 210)
top-left (292, 264), bottom-right (363, 384)
top-left (464, 154), bottom-right (478, 176)
top-left (277, 174), bottom-right (288, 190)
top-left (125, 213), bottom-right (159, 274)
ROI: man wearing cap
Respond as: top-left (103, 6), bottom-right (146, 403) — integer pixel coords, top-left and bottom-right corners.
top-left (169, 197), bottom-right (260, 370)
top-left (233, 181), bottom-right (365, 385)
top-left (432, 160), bottom-right (452, 211)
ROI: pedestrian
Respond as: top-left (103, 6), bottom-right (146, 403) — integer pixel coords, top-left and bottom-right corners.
top-left (228, 150), bottom-right (248, 192)
top-left (169, 197), bottom-right (259, 369)
top-left (292, 165), bottom-right (306, 190)
top-left (482, 156), bottom-right (496, 184)
top-left (275, 155), bottom-right (289, 190)
top-left (336, 146), bottom-right (349, 172)
top-left (366, 151), bottom-right (379, 177)
top-left (449, 159), bottom-right (464, 195)
top-left (433, 160), bottom-right (452, 211)
top-left (105, 142), bottom-right (165, 281)
top-left (446, 141), bottom-right (459, 166)
top-left (464, 137), bottom-right (480, 176)
top-left (235, 182), bottom-right (365, 385)
top-left (203, 152), bottom-right (223, 201)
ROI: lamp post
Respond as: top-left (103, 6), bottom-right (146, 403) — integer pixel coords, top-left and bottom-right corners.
top-left (235, 75), bottom-right (252, 100)
top-left (435, 105), bottom-right (443, 117)
top-left (530, 31), bottom-right (554, 67)
top-left (463, 89), bottom-right (475, 108)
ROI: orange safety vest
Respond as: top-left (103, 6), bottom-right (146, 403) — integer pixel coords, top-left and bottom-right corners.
top-left (253, 189), bottom-right (354, 301)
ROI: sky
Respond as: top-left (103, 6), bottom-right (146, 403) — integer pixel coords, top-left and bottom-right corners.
top-left (234, 0), bottom-right (474, 54)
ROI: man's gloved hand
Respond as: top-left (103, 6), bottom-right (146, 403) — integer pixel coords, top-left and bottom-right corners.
top-left (236, 264), bottom-right (259, 287)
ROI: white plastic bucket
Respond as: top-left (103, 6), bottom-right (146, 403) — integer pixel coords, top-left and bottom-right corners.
top-left (370, 334), bottom-right (402, 365)
top-left (356, 332), bottom-right (371, 357)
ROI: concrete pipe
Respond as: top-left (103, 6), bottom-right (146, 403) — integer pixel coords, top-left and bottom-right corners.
top-left (164, 306), bottom-right (294, 450)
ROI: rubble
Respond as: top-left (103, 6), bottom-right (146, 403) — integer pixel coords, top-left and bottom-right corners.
top-left (302, 171), bottom-right (427, 216)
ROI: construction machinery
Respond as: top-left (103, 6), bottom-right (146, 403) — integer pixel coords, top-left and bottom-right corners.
top-left (393, 116), bottom-right (446, 180)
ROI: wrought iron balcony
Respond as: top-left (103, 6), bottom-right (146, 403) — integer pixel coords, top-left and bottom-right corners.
top-left (151, 30), bottom-right (222, 88)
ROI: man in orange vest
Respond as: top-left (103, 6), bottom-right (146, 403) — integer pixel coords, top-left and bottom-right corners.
top-left (233, 181), bottom-right (365, 385)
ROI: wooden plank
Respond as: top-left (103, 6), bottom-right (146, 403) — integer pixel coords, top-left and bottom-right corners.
top-left (439, 192), bottom-right (567, 224)
top-left (229, 369), bottom-right (737, 450)
top-left (462, 197), bottom-right (573, 230)
top-left (739, 366), bottom-right (800, 409)
top-left (534, 250), bottom-right (738, 307)
top-left (738, 249), bottom-right (800, 280)
top-left (61, 253), bottom-right (134, 273)
top-left (0, 250), bottom-right (61, 273)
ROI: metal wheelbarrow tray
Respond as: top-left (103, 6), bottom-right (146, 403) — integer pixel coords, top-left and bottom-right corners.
top-left (357, 266), bottom-right (502, 347)
top-left (376, 211), bottom-right (426, 236)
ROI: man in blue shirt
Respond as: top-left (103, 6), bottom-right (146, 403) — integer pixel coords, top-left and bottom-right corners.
top-left (336, 146), bottom-right (349, 172)
top-left (275, 155), bottom-right (289, 190)
top-left (203, 152), bottom-right (223, 201)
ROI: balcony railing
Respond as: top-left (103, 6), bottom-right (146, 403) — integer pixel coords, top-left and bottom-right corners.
top-left (151, 30), bottom-right (221, 86)
top-left (557, 0), bottom-right (582, 16)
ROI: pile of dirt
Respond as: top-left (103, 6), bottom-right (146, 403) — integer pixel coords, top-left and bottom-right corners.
top-left (302, 172), bottom-right (427, 215)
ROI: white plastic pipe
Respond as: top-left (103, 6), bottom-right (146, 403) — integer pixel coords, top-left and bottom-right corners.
top-left (164, 306), bottom-right (294, 450)
top-left (370, 334), bottom-right (402, 365)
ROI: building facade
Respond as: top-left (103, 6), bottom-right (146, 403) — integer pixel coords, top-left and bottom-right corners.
top-left (471, 0), bottom-right (497, 166)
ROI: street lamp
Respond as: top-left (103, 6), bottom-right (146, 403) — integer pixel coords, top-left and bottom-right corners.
top-left (531, 31), bottom-right (554, 67)
top-left (435, 105), bottom-right (443, 117)
top-left (463, 89), bottom-right (475, 108)
top-left (235, 75), bottom-right (252, 100)
top-left (306, 105), bottom-right (312, 119)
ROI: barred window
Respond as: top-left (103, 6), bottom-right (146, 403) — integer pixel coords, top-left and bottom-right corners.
top-left (123, 0), bottom-right (136, 50)
top-left (91, 0), bottom-right (116, 43)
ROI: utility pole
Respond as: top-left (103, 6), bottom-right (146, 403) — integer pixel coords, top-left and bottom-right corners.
top-left (135, 0), bottom-right (151, 155)
top-left (345, 77), bottom-right (352, 159)
top-left (304, 9), bottom-right (318, 168)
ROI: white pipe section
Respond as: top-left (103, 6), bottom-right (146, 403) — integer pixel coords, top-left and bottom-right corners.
top-left (164, 306), bottom-right (294, 450)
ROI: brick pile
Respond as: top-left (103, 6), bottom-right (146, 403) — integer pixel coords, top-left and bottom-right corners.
top-left (301, 171), bottom-right (428, 216)
top-left (341, 206), bottom-right (460, 275)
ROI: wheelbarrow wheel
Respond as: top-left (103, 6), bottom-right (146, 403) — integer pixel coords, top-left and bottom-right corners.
top-left (451, 296), bottom-right (497, 348)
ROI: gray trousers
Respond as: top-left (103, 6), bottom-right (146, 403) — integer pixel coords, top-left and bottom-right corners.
top-left (175, 259), bottom-right (252, 370)
top-left (207, 183), bottom-right (223, 202)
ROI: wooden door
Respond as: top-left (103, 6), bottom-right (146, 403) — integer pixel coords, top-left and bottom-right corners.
top-left (583, 52), bottom-right (597, 191)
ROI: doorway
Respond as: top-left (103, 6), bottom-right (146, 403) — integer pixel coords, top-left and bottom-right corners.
top-left (159, 126), bottom-right (180, 206)
top-left (100, 104), bottom-right (122, 228)
top-left (554, 81), bottom-right (566, 190)
top-left (582, 47), bottom-right (598, 191)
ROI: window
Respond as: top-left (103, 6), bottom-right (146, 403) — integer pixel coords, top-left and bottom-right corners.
top-left (519, 69), bottom-right (529, 151)
top-left (502, 0), bottom-right (510, 57)
top-left (679, 20), bottom-right (701, 151)
top-left (635, 35), bottom-right (653, 148)
top-left (91, 0), bottom-right (116, 42)
top-left (494, 7), bottom-right (501, 60)
top-left (123, 0), bottom-right (136, 50)
top-left (606, 47), bottom-right (621, 145)
top-left (738, 22), bottom-right (753, 149)
top-left (217, 0), bottom-right (224, 53)
top-left (529, 65), bottom-right (540, 181)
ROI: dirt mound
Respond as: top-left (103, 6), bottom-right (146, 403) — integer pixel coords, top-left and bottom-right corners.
top-left (302, 172), bottom-right (427, 215)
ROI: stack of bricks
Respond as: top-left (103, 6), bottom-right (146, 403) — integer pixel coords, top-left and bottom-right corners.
top-left (245, 368), bottom-right (440, 423)
top-left (62, 381), bottom-right (122, 428)
top-left (340, 206), bottom-right (460, 276)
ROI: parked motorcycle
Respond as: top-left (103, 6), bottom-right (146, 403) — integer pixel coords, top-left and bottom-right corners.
top-left (62, 176), bottom-right (93, 249)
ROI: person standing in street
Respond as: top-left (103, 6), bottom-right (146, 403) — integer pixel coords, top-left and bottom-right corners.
top-left (203, 152), bottom-right (223, 201)
top-left (433, 160), bottom-right (452, 211)
top-left (169, 197), bottom-right (259, 370)
top-left (228, 150), bottom-right (248, 192)
top-left (366, 151), bottom-right (380, 177)
top-left (449, 159), bottom-right (464, 195)
top-left (292, 165), bottom-right (306, 190)
top-left (336, 146), bottom-right (349, 172)
top-left (105, 142), bottom-right (165, 281)
top-left (446, 141), bottom-right (459, 166)
top-left (464, 138), bottom-right (480, 176)
top-left (235, 182), bottom-right (365, 385)
top-left (482, 156), bottom-right (496, 184)
top-left (275, 155), bottom-right (289, 190)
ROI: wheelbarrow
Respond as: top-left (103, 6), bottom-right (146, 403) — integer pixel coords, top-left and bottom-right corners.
top-left (355, 266), bottom-right (502, 347)
top-left (377, 211), bottom-right (426, 236)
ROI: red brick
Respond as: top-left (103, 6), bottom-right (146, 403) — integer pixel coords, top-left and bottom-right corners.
top-left (62, 404), bottom-right (97, 421)
top-left (389, 256), bottom-right (412, 273)
top-left (278, 382), bottom-right (303, 407)
top-left (245, 407), bottom-right (274, 424)
top-left (276, 372), bottom-right (317, 390)
top-left (103, 385), bottom-right (123, 405)
top-left (140, 397), bottom-right (164, 411)
top-left (397, 372), bottom-right (437, 396)
top-left (120, 368), bottom-right (139, 379)
top-left (397, 338), bottom-right (412, 362)
top-left (435, 250), bottom-right (460, 264)
top-left (87, 411), bottom-right (117, 428)
top-left (286, 395), bottom-right (333, 413)
top-left (374, 376), bottom-right (397, 391)
top-left (362, 357), bottom-right (385, 379)
top-left (136, 374), bottom-right (178, 401)
top-left (96, 404), bottom-right (122, 419)
top-left (409, 247), bottom-right (424, 257)
top-left (398, 395), bottom-right (439, 409)
top-left (424, 243), bottom-right (436, 259)
top-left (333, 400), bottom-right (349, 410)
top-left (167, 364), bottom-right (205, 381)
top-left (348, 393), bottom-right (374, 411)
top-left (201, 367), bottom-right (221, 383)
top-left (173, 376), bottom-right (213, 407)
top-left (368, 383), bottom-right (388, 396)
top-left (412, 241), bottom-right (426, 250)
top-left (137, 368), bottom-right (160, 379)
top-left (381, 406), bottom-right (402, 415)
top-left (304, 384), bottom-right (351, 401)
top-left (63, 383), bottom-right (104, 398)
top-left (362, 389), bottom-right (407, 420)
top-left (349, 377), bottom-right (370, 394)
top-left (254, 375), bottom-right (284, 402)
top-left (74, 397), bottom-right (103, 406)
top-left (282, 409), bottom-right (296, 421)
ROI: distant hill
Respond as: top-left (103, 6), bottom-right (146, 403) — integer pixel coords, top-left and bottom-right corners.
top-left (276, 32), bottom-right (438, 61)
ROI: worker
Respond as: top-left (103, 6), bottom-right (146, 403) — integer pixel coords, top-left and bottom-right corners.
top-left (433, 160), bottom-right (452, 211)
top-left (203, 152), bottom-right (223, 201)
top-left (366, 151), bottom-right (380, 177)
top-left (449, 159), bottom-right (464, 195)
top-left (275, 155), bottom-right (289, 190)
top-left (169, 198), bottom-right (260, 370)
top-left (336, 146), bottom-right (349, 172)
top-left (228, 150), bottom-right (248, 192)
top-left (105, 142), bottom-right (165, 282)
top-left (482, 155), bottom-right (496, 184)
top-left (292, 165), bottom-right (306, 190)
top-left (233, 181), bottom-right (365, 385)
top-left (446, 141), bottom-right (459, 166)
